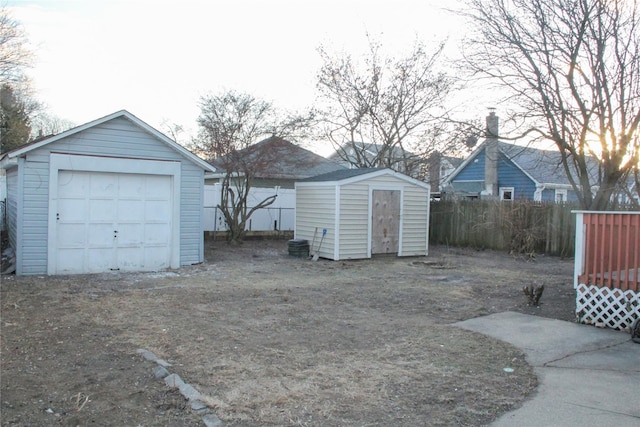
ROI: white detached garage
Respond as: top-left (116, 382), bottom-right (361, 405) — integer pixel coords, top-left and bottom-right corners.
top-left (295, 168), bottom-right (430, 260)
top-left (0, 110), bottom-right (215, 275)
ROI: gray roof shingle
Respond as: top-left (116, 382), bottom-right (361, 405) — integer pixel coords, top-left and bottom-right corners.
top-left (209, 136), bottom-right (346, 179)
top-left (498, 142), bottom-right (600, 185)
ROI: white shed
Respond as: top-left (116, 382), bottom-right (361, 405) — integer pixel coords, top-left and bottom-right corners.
top-left (295, 168), bottom-right (430, 260)
top-left (0, 110), bottom-right (216, 275)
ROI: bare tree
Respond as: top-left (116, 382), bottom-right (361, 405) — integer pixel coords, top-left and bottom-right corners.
top-left (1, 83), bottom-right (30, 152)
top-left (192, 91), bottom-right (310, 244)
top-left (29, 111), bottom-right (75, 139)
top-left (460, 0), bottom-right (640, 210)
top-left (0, 6), bottom-right (32, 86)
top-left (316, 36), bottom-right (462, 180)
top-left (0, 6), bottom-right (38, 152)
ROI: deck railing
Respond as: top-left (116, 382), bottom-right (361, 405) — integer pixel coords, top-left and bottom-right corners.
top-left (574, 211), bottom-right (640, 292)
top-left (574, 211), bottom-right (640, 330)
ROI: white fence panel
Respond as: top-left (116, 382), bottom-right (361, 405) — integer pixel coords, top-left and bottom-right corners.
top-left (204, 184), bottom-right (295, 232)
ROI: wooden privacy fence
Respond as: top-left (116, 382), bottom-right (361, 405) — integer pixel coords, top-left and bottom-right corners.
top-left (574, 211), bottom-right (640, 330)
top-left (429, 200), bottom-right (576, 257)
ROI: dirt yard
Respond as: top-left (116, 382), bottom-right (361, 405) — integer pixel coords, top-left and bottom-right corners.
top-left (0, 239), bottom-right (576, 426)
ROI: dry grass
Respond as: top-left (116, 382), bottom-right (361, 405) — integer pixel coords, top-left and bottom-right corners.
top-left (0, 241), bottom-right (575, 426)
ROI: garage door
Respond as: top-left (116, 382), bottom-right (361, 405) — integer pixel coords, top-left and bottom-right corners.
top-left (54, 170), bottom-right (172, 274)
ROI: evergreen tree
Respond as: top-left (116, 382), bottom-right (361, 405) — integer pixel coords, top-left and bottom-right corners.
top-left (1, 84), bottom-right (31, 153)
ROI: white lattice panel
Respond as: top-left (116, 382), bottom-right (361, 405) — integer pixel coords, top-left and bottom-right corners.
top-left (576, 284), bottom-right (640, 331)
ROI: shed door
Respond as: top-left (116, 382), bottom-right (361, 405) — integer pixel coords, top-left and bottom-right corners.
top-left (54, 170), bottom-right (172, 274)
top-left (371, 190), bottom-right (400, 255)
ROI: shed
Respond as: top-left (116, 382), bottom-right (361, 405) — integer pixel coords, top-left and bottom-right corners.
top-left (295, 168), bottom-right (430, 260)
top-left (0, 110), bottom-right (216, 275)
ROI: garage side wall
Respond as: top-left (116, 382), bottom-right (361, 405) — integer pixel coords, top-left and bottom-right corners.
top-left (5, 167), bottom-right (19, 259)
top-left (17, 117), bottom-right (205, 274)
top-left (295, 185), bottom-right (336, 259)
top-left (179, 163), bottom-right (205, 265)
top-left (21, 157), bottom-right (49, 274)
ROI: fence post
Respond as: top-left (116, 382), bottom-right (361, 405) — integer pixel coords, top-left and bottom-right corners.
top-left (573, 211), bottom-right (584, 289)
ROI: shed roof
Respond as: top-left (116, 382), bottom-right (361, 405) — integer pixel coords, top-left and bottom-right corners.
top-left (300, 167), bottom-right (384, 182)
top-left (298, 167), bottom-right (430, 190)
top-left (0, 110), bottom-right (216, 173)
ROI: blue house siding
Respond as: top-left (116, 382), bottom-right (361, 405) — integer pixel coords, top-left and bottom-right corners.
top-left (455, 150), bottom-right (486, 181)
top-left (451, 147), bottom-right (538, 200)
top-left (541, 188), bottom-right (581, 203)
top-left (496, 152), bottom-right (537, 200)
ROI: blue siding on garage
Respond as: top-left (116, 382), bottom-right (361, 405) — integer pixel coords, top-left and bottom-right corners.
top-left (8, 115), bottom-right (207, 274)
top-left (5, 168), bottom-right (18, 256)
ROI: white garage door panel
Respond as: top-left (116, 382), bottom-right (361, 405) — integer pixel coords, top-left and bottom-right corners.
top-left (58, 171), bottom-right (88, 197)
top-left (89, 172), bottom-right (117, 195)
top-left (58, 198), bottom-right (86, 221)
top-left (143, 247), bottom-right (169, 269)
top-left (116, 223), bottom-right (144, 246)
top-left (145, 200), bottom-right (170, 221)
top-left (87, 223), bottom-right (115, 247)
top-left (144, 223), bottom-right (170, 245)
top-left (87, 248), bottom-right (113, 272)
top-left (57, 248), bottom-right (85, 273)
top-left (116, 247), bottom-right (143, 270)
top-left (145, 175), bottom-right (169, 197)
top-left (118, 200), bottom-right (143, 221)
top-left (55, 170), bottom-right (172, 274)
top-left (89, 199), bottom-right (116, 221)
top-left (57, 223), bottom-right (86, 247)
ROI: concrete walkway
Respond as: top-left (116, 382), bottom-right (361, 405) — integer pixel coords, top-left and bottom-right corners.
top-left (455, 312), bottom-right (640, 427)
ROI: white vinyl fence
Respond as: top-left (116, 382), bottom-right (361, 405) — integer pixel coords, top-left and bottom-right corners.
top-left (204, 184), bottom-right (295, 232)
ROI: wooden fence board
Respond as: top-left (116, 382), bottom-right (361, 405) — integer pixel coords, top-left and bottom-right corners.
top-left (429, 200), bottom-right (577, 256)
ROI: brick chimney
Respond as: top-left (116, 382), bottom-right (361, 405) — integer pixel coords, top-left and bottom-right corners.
top-left (429, 150), bottom-right (442, 191)
top-left (484, 110), bottom-right (499, 197)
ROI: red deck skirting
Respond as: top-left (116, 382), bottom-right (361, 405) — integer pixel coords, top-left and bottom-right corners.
top-left (581, 213), bottom-right (639, 292)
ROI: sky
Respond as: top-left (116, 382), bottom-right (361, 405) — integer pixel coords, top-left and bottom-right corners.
top-left (8, 0), bottom-right (478, 153)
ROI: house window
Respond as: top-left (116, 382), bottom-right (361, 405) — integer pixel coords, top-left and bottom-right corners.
top-left (500, 187), bottom-right (514, 201)
top-left (555, 189), bottom-right (568, 203)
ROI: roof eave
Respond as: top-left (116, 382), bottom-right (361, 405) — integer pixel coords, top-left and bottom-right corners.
top-left (297, 168), bottom-right (430, 190)
top-left (0, 155), bottom-right (18, 170)
top-left (3, 110), bottom-right (216, 173)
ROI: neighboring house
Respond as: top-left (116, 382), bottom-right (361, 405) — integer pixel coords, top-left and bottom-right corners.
top-left (0, 110), bottom-right (216, 275)
top-left (328, 141), bottom-right (424, 178)
top-left (614, 178), bottom-right (640, 206)
top-left (329, 141), bottom-right (463, 190)
top-left (208, 136), bottom-right (347, 188)
top-left (204, 136), bottom-right (346, 232)
top-left (427, 151), bottom-right (464, 195)
top-left (295, 168), bottom-right (430, 260)
top-left (442, 112), bottom-right (599, 202)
